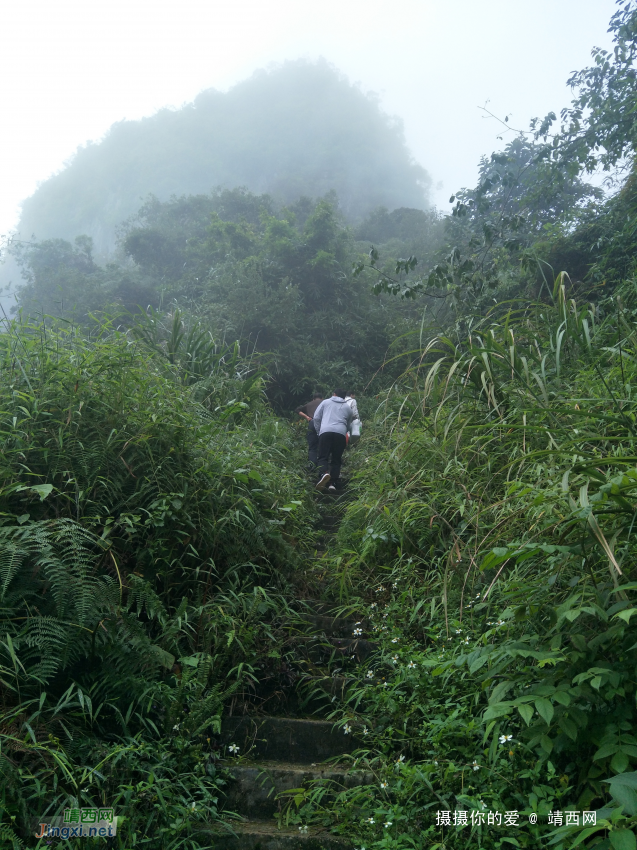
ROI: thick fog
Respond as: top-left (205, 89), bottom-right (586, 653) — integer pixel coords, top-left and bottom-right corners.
top-left (2, 0), bottom-right (616, 237)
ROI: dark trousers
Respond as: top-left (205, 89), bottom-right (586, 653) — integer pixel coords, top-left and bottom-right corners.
top-left (307, 420), bottom-right (319, 468)
top-left (317, 431), bottom-right (347, 483)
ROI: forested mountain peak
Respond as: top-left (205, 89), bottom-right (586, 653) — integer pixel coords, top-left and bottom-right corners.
top-left (15, 59), bottom-right (430, 255)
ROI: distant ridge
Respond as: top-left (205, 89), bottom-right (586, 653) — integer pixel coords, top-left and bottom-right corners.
top-left (15, 59), bottom-right (430, 255)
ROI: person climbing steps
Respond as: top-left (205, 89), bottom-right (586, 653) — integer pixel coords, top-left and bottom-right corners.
top-left (312, 389), bottom-right (355, 491)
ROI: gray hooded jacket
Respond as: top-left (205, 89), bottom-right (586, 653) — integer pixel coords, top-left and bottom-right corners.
top-left (313, 397), bottom-right (355, 437)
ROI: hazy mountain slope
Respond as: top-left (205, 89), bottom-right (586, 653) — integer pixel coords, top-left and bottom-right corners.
top-left (16, 60), bottom-right (430, 254)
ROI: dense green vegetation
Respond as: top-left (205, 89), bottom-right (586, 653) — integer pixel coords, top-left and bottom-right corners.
top-left (0, 310), bottom-right (323, 847)
top-left (12, 189), bottom-right (441, 408)
top-left (5, 2), bottom-right (637, 848)
top-left (292, 276), bottom-right (637, 848)
top-left (13, 60), bottom-right (429, 256)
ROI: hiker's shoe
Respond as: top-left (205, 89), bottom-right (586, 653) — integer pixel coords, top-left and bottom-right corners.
top-left (328, 484), bottom-right (337, 491)
top-left (316, 473), bottom-right (331, 491)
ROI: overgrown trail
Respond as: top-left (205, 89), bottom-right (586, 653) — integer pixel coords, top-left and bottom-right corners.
top-left (212, 483), bottom-right (371, 848)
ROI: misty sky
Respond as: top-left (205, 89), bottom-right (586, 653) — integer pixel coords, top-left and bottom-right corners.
top-left (2, 0), bottom-right (617, 239)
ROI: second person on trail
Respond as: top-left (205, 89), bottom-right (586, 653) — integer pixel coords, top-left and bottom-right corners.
top-left (296, 391), bottom-right (323, 469)
top-left (312, 389), bottom-right (355, 491)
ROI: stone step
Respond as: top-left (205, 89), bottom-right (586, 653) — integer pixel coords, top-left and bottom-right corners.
top-left (285, 635), bottom-right (375, 666)
top-left (209, 820), bottom-right (351, 849)
top-left (294, 600), bottom-right (338, 616)
top-left (223, 760), bottom-right (373, 818)
top-left (328, 637), bottom-right (376, 662)
top-left (299, 614), bottom-right (360, 638)
top-left (221, 716), bottom-right (356, 764)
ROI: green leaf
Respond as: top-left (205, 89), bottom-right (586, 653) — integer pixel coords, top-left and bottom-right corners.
top-left (489, 680), bottom-right (514, 705)
top-left (610, 829), bottom-right (636, 850)
top-left (540, 735), bottom-right (553, 754)
top-left (517, 703), bottom-right (534, 726)
top-left (612, 751), bottom-right (630, 774)
top-left (605, 772), bottom-right (637, 790)
top-left (484, 703), bottom-right (513, 721)
top-left (605, 782), bottom-right (637, 817)
top-left (469, 654), bottom-right (489, 673)
top-left (614, 609), bottom-right (637, 624)
top-left (558, 716), bottom-right (578, 741)
top-left (151, 647), bottom-right (176, 670)
top-left (535, 697), bottom-right (554, 726)
top-left (594, 743), bottom-right (620, 760)
top-left (553, 691), bottom-right (571, 706)
top-left (16, 483), bottom-right (54, 501)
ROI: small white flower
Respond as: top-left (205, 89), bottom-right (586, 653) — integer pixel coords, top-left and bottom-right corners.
top-left (376, 586), bottom-right (385, 593)
top-left (407, 661), bottom-right (416, 669)
top-left (298, 825), bottom-right (309, 834)
top-left (499, 734), bottom-right (513, 744)
top-left (367, 817), bottom-right (375, 824)
top-left (392, 582), bottom-right (398, 589)
top-left (496, 619), bottom-right (505, 626)
top-left (480, 801), bottom-right (487, 809)
top-left (380, 781), bottom-right (389, 789)
top-left (434, 759), bottom-right (439, 765)
top-left (366, 670), bottom-right (374, 679)
top-left (80, 788), bottom-right (88, 793)
top-left (396, 755), bottom-right (405, 763)
top-left (383, 682), bottom-right (389, 688)
top-left (190, 801), bottom-right (196, 810)
top-left (344, 724), bottom-right (352, 735)
top-left (391, 637), bottom-right (399, 644)
top-left (384, 821), bottom-right (393, 828)
top-left (463, 637), bottom-right (470, 644)
top-left (228, 743), bottom-right (240, 754)
top-left (472, 760), bottom-right (480, 771)
top-left (363, 726), bottom-right (369, 735)
top-left (173, 724), bottom-right (180, 731)
top-left (355, 621), bottom-right (362, 626)
top-left (370, 603), bottom-right (377, 609)
top-left (391, 654), bottom-right (398, 664)
top-left (353, 628), bottom-right (363, 636)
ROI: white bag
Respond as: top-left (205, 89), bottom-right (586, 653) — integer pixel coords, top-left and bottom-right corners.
top-left (350, 419), bottom-right (361, 440)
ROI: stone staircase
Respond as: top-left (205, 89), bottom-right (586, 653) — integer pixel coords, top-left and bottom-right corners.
top-left (210, 490), bottom-right (375, 848)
